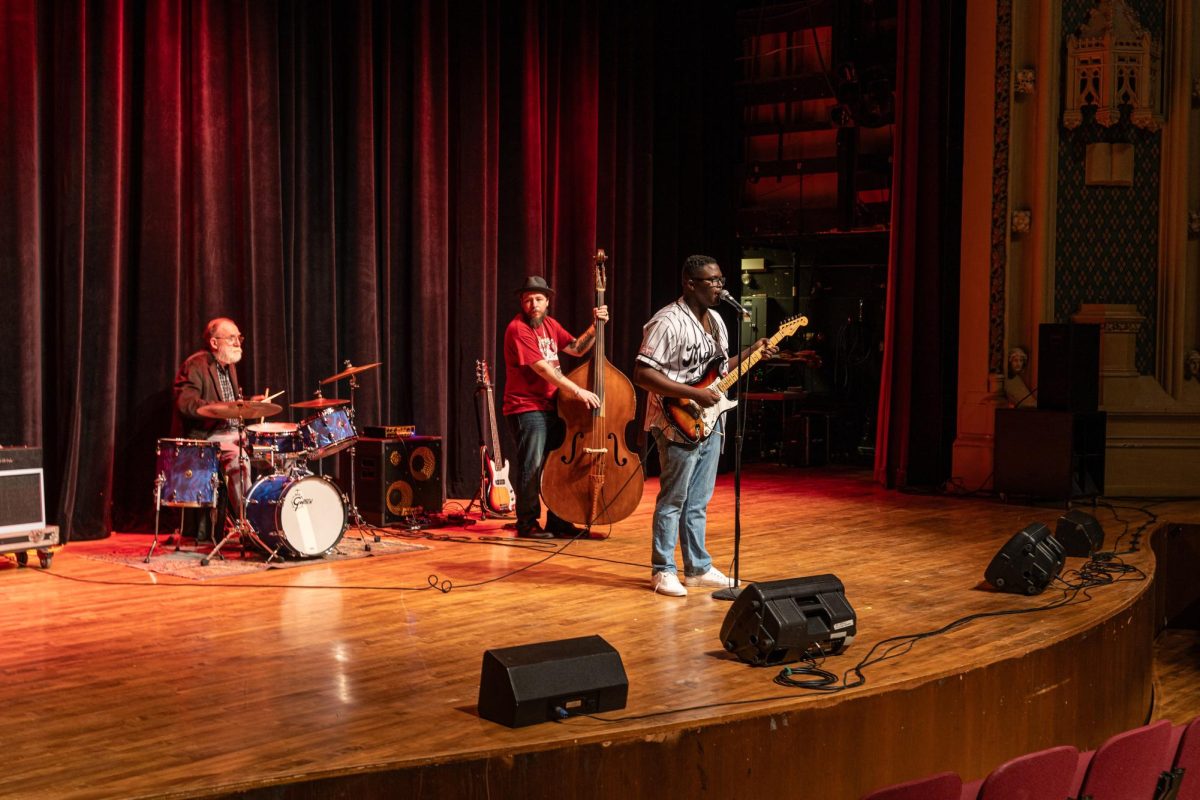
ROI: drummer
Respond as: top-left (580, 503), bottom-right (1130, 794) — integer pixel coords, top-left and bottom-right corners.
top-left (172, 317), bottom-right (252, 538)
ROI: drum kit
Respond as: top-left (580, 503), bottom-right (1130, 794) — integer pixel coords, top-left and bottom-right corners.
top-left (145, 361), bottom-right (382, 565)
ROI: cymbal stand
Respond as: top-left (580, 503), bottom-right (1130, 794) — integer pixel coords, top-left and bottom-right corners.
top-left (203, 420), bottom-right (282, 566)
top-left (343, 370), bottom-right (378, 549)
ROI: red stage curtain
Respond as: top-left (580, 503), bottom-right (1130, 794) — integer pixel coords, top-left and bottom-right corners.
top-left (874, 0), bottom-right (959, 488)
top-left (0, 0), bottom-right (736, 539)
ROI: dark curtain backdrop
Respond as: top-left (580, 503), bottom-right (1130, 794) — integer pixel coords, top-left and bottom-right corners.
top-left (874, 0), bottom-right (960, 488)
top-left (0, 0), bottom-right (737, 539)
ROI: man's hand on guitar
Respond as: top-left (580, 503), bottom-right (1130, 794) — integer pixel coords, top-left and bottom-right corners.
top-left (689, 385), bottom-right (720, 409)
top-left (755, 337), bottom-right (780, 359)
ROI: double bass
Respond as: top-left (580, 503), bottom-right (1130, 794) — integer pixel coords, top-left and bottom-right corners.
top-left (541, 250), bottom-right (644, 526)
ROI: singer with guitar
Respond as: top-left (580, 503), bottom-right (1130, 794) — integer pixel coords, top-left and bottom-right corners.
top-left (503, 275), bottom-right (607, 539)
top-left (633, 255), bottom-right (778, 597)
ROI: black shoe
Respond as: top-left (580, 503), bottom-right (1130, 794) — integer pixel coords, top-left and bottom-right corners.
top-left (544, 518), bottom-right (582, 538)
top-left (515, 522), bottom-right (554, 540)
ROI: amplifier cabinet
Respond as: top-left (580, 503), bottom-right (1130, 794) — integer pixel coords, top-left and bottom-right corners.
top-left (0, 446), bottom-right (45, 534)
top-left (338, 437), bottom-right (444, 525)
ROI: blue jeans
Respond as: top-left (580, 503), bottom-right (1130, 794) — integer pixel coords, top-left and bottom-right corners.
top-left (650, 425), bottom-right (721, 576)
top-left (506, 410), bottom-right (569, 529)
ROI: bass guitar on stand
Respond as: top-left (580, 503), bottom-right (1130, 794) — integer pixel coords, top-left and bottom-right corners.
top-left (660, 314), bottom-right (808, 444)
top-left (474, 360), bottom-right (515, 516)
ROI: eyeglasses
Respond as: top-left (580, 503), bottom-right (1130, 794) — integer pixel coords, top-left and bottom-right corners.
top-left (692, 276), bottom-right (726, 287)
top-left (216, 334), bottom-right (245, 344)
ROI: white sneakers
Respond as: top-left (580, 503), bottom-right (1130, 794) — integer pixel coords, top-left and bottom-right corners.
top-left (684, 566), bottom-right (737, 589)
top-left (651, 566), bottom-right (738, 595)
top-left (650, 571), bottom-right (688, 596)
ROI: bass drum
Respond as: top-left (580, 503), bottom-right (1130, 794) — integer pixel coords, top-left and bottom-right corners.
top-left (244, 474), bottom-right (347, 558)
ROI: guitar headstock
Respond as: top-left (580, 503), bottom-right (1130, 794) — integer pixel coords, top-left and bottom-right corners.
top-left (777, 314), bottom-right (809, 339)
top-left (475, 359), bottom-right (492, 388)
top-left (594, 248), bottom-right (608, 293)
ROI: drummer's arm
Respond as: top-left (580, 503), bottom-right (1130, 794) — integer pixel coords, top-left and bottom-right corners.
top-left (173, 362), bottom-right (207, 420)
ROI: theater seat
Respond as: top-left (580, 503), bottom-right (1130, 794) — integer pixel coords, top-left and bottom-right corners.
top-left (959, 745), bottom-right (1078, 800)
top-left (1071, 720), bottom-right (1173, 800)
top-left (1173, 716), bottom-right (1200, 800)
top-left (861, 771), bottom-right (962, 800)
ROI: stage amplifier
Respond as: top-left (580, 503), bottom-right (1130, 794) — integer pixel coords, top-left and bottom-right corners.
top-left (339, 437), bottom-right (444, 525)
top-left (0, 446), bottom-right (59, 567)
top-left (0, 446), bottom-right (45, 534)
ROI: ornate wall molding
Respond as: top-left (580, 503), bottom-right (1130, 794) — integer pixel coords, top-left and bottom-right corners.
top-left (988, 0), bottom-right (1014, 377)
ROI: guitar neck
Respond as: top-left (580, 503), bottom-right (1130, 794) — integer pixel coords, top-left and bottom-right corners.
top-left (714, 325), bottom-right (791, 393)
top-left (485, 385), bottom-right (503, 462)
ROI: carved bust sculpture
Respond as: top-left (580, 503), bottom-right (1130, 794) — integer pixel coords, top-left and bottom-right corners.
top-left (1186, 350), bottom-right (1200, 380)
top-left (1007, 347), bottom-right (1028, 379)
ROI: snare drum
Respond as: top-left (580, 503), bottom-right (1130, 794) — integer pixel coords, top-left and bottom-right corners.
top-left (156, 438), bottom-right (222, 507)
top-left (298, 406), bottom-right (357, 460)
top-left (246, 422), bottom-right (302, 470)
top-left (244, 473), bottom-right (347, 557)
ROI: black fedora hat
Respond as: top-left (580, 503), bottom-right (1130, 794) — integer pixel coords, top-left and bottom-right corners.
top-left (515, 275), bottom-right (555, 296)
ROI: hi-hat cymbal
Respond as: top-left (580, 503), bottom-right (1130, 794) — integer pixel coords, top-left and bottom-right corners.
top-left (196, 400), bottom-right (283, 420)
top-left (320, 361), bottom-right (381, 385)
top-left (290, 397), bottom-right (350, 410)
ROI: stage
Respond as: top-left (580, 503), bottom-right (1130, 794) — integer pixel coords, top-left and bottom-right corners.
top-left (1, 467), bottom-right (1190, 799)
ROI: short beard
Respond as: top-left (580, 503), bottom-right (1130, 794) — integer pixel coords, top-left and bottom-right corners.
top-left (524, 313), bottom-right (545, 329)
top-left (217, 346), bottom-right (243, 366)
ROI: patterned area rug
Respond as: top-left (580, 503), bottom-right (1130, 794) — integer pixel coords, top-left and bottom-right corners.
top-left (75, 533), bottom-right (429, 580)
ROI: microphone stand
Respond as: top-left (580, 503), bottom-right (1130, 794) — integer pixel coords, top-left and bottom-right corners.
top-left (713, 295), bottom-right (753, 602)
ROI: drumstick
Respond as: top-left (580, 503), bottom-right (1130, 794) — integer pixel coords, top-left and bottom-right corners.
top-left (257, 388), bottom-right (286, 425)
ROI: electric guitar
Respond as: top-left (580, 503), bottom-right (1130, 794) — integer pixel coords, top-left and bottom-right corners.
top-left (659, 314), bottom-right (808, 444)
top-left (475, 360), bottom-right (516, 514)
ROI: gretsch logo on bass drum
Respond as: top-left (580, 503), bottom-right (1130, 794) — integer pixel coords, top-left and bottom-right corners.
top-left (291, 492), bottom-right (314, 510)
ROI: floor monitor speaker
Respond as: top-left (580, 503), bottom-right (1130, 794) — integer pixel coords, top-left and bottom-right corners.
top-left (984, 522), bottom-right (1065, 595)
top-left (477, 635), bottom-right (628, 727)
top-left (1055, 509), bottom-right (1104, 558)
top-left (719, 574), bottom-right (856, 666)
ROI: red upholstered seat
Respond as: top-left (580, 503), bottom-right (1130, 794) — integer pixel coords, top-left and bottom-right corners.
top-left (1173, 716), bottom-right (1200, 800)
top-left (1071, 719), bottom-right (1173, 800)
top-left (861, 771), bottom-right (962, 800)
top-left (959, 744), bottom-right (1077, 800)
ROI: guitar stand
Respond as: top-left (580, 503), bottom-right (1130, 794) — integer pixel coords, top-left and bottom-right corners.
top-left (465, 483), bottom-right (514, 521)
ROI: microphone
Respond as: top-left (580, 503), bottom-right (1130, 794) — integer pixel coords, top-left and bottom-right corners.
top-left (719, 289), bottom-right (752, 320)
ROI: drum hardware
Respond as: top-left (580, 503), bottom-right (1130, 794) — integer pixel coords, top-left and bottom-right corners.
top-left (320, 361), bottom-right (381, 385)
top-left (290, 394), bottom-right (350, 410)
top-left (320, 360), bottom-right (380, 549)
top-left (242, 473), bottom-right (348, 557)
top-left (195, 399), bottom-right (283, 420)
top-left (246, 421), bottom-right (304, 472)
top-left (144, 439), bottom-right (224, 562)
top-left (171, 396), bottom-right (284, 566)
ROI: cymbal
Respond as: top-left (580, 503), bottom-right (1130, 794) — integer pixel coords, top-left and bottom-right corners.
top-left (290, 397), bottom-right (350, 410)
top-left (196, 400), bottom-right (283, 420)
top-left (320, 361), bottom-right (381, 385)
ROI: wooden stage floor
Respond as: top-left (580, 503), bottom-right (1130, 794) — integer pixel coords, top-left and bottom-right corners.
top-left (2, 467), bottom-right (1194, 799)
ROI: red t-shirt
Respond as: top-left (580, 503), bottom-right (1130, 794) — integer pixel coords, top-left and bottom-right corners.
top-left (502, 314), bottom-right (576, 415)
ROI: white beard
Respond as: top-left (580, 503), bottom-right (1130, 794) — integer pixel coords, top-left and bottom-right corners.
top-left (217, 345), bottom-right (243, 366)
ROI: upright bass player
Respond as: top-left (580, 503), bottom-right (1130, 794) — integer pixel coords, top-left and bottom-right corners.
top-left (501, 275), bottom-right (607, 539)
